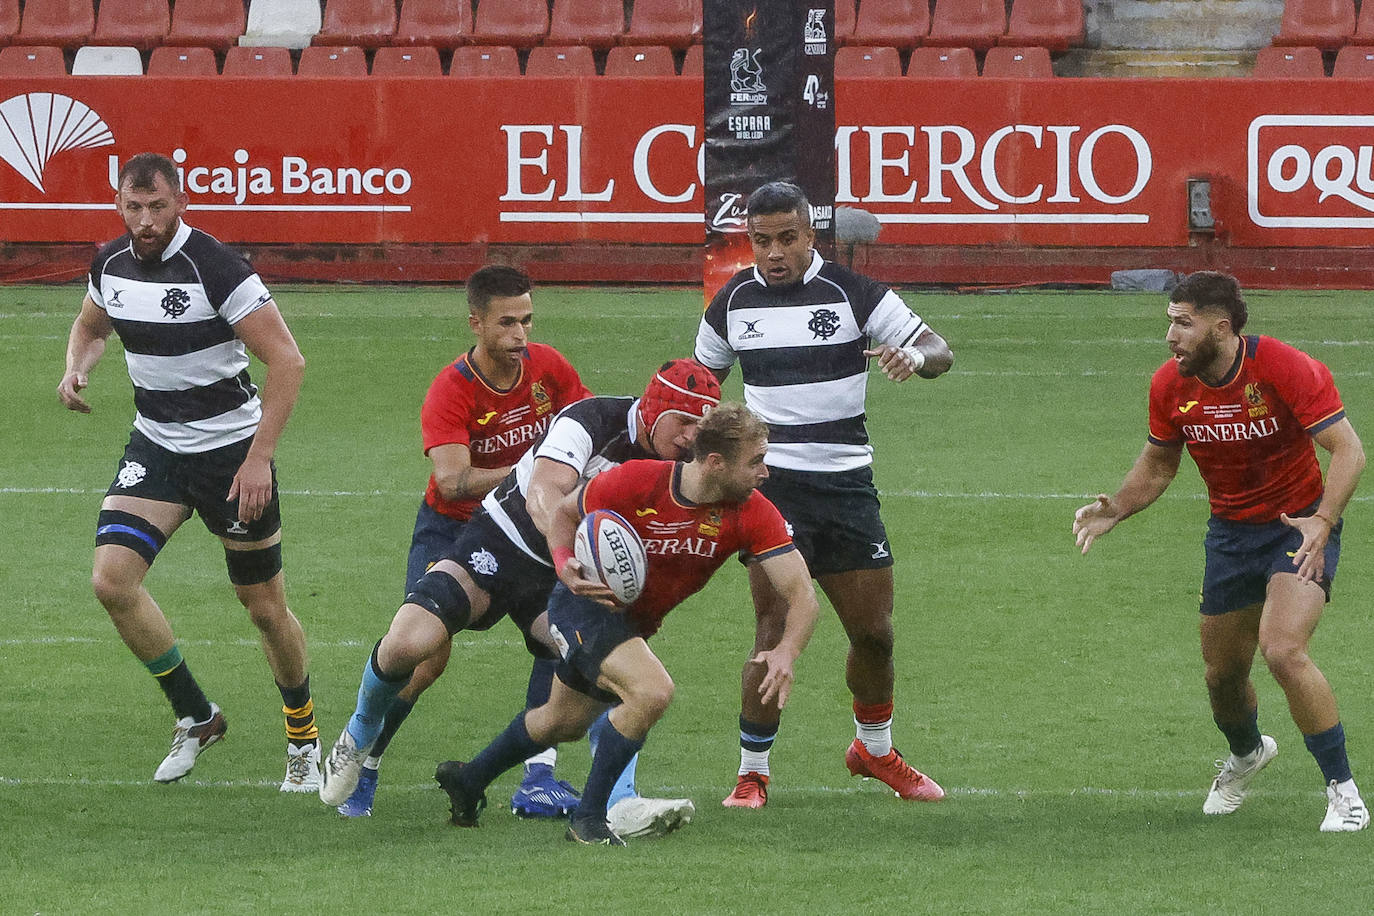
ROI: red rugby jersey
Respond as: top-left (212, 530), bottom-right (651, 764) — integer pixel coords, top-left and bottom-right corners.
top-left (580, 459), bottom-right (795, 637)
top-left (1147, 335), bottom-right (1344, 522)
top-left (422, 343), bottom-right (591, 520)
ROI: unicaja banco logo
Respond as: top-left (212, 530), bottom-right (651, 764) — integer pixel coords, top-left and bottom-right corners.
top-left (0, 93), bottom-right (114, 192)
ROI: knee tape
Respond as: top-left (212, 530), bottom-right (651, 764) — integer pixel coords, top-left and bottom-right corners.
top-left (405, 569), bottom-right (472, 635)
top-left (224, 542), bottom-right (283, 586)
top-left (96, 510), bottom-right (167, 566)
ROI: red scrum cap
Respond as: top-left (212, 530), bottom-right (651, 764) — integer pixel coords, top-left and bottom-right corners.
top-left (638, 359), bottom-right (721, 439)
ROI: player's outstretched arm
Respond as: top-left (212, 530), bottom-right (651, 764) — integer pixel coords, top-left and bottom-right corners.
top-left (58, 296), bottom-right (113, 414)
top-left (229, 301), bottom-right (304, 522)
top-left (1073, 441), bottom-right (1182, 555)
top-left (749, 551), bottom-right (819, 709)
top-left (1282, 418), bottom-right (1366, 581)
top-left (548, 486), bottom-right (617, 606)
top-left (864, 328), bottom-right (953, 383)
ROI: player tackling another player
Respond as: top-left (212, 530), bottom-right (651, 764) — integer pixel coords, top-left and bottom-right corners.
top-left (435, 403), bottom-right (820, 845)
top-left (1073, 271), bottom-right (1369, 832)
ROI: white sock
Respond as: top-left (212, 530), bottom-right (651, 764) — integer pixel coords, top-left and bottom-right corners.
top-left (363, 755), bottom-right (382, 769)
top-left (739, 749), bottom-right (770, 777)
top-left (856, 716), bottom-right (893, 757)
top-left (525, 747), bottom-right (557, 768)
top-left (1336, 778), bottom-right (1360, 797)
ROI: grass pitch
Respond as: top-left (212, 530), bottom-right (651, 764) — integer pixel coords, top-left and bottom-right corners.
top-left (2, 283), bottom-right (1373, 914)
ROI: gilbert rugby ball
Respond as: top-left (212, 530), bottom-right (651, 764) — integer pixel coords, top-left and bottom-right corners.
top-left (573, 509), bottom-right (648, 606)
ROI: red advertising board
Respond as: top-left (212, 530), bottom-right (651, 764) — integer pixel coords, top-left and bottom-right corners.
top-left (3, 76), bottom-right (1374, 253)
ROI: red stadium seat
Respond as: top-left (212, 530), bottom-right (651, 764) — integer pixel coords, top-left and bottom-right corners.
top-left (1252, 45), bottom-right (1326, 76)
top-left (395, 0), bottom-right (471, 49)
top-left (834, 0), bottom-right (856, 45)
top-left (1002, 0), bottom-right (1085, 53)
top-left (315, 0), bottom-right (397, 48)
top-left (449, 44), bottom-right (521, 76)
top-left (222, 45), bottom-right (294, 76)
top-left (547, 0), bottom-right (624, 50)
top-left (906, 45), bottom-right (978, 77)
top-left (90, 0), bottom-right (169, 51)
top-left (0, 0), bottom-right (20, 47)
top-left (604, 45), bottom-right (677, 76)
top-left (0, 44), bottom-right (67, 75)
top-left (372, 44), bottom-right (443, 75)
top-left (851, 0), bottom-right (930, 52)
top-left (1357, 0), bottom-right (1374, 41)
top-left (525, 44), bottom-right (597, 77)
top-left (835, 45), bottom-right (902, 78)
top-left (165, 0), bottom-right (247, 51)
top-left (622, 0), bottom-right (700, 50)
top-left (18, 0), bottom-right (94, 49)
top-left (927, 0), bottom-right (1006, 51)
top-left (982, 45), bottom-right (1054, 77)
top-left (680, 43), bottom-right (702, 76)
top-left (298, 44), bottom-right (369, 76)
top-left (147, 45), bottom-right (219, 75)
top-left (1273, 0), bottom-right (1355, 50)
top-left (471, 0), bottom-right (549, 48)
top-left (1333, 44), bottom-right (1374, 75)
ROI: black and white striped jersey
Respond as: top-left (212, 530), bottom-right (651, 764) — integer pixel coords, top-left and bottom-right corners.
top-left (480, 395), bottom-right (653, 564)
top-left (695, 251), bottom-right (928, 472)
top-left (88, 221), bottom-right (273, 454)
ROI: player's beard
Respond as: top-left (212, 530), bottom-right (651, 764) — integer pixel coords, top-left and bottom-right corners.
top-left (1177, 329), bottom-right (1222, 379)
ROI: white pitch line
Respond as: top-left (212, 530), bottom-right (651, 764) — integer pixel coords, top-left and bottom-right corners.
top-left (0, 775), bottom-right (1322, 801)
top-left (0, 635), bottom-right (524, 650)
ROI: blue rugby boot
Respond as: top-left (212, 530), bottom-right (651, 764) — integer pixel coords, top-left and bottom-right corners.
top-left (511, 762), bottom-right (581, 818)
top-left (337, 765), bottom-right (378, 817)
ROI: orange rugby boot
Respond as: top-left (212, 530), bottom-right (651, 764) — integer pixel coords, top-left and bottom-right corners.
top-left (845, 739), bottom-right (945, 801)
top-left (721, 771), bottom-right (769, 809)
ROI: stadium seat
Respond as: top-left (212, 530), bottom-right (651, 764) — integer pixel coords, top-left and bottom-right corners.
top-left (471, 0), bottom-right (549, 48)
top-left (1357, 0), bottom-right (1374, 41)
top-left (547, 0), bottom-right (624, 49)
top-left (240, 0), bottom-right (321, 49)
top-left (0, 45), bottom-right (67, 75)
top-left (449, 44), bottom-right (521, 76)
top-left (0, 0), bottom-right (19, 47)
top-left (1001, 0), bottom-right (1085, 53)
top-left (1252, 45), bottom-right (1326, 76)
top-left (395, 0), bottom-right (471, 49)
top-left (835, 45), bottom-right (902, 77)
top-left (906, 45), bottom-right (978, 76)
top-left (1333, 44), bottom-right (1374, 75)
top-left (982, 45), bottom-right (1053, 76)
top-left (851, 0), bottom-right (930, 52)
top-left (622, 0), bottom-right (701, 49)
top-left (315, 0), bottom-right (397, 48)
top-left (1273, 0), bottom-right (1355, 50)
top-left (834, 0), bottom-right (856, 45)
top-left (525, 44), bottom-right (597, 77)
top-left (146, 45), bottom-right (220, 75)
top-left (297, 44), bottom-right (369, 76)
top-left (926, 0), bottom-right (1006, 51)
top-left (222, 45), bottom-right (294, 75)
top-left (90, 0), bottom-right (169, 51)
top-left (71, 45), bottom-right (143, 75)
top-left (17, 0), bottom-right (94, 48)
top-left (604, 45), bottom-right (677, 76)
top-left (372, 44), bottom-right (443, 75)
top-left (681, 43), bottom-right (702, 76)
top-left (166, 0), bottom-right (247, 51)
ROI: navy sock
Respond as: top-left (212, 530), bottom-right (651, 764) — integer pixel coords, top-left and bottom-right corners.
top-left (1303, 722), bottom-right (1353, 784)
top-left (525, 656), bottom-right (556, 709)
top-left (1215, 710), bottom-right (1262, 758)
top-left (369, 697), bottom-right (415, 759)
top-left (740, 715), bottom-right (779, 753)
top-left (463, 711), bottom-right (550, 792)
top-left (576, 718), bottom-right (645, 822)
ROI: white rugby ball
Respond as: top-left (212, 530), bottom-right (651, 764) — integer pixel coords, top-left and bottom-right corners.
top-left (573, 509), bottom-right (648, 607)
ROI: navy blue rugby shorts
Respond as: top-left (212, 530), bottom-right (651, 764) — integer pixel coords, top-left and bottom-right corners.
top-left (1199, 501), bottom-right (1341, 615)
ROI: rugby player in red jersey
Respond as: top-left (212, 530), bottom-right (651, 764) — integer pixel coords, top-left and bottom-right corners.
top-left (337, 265), bottom-right (592, 818)
top-left (1074, 271), bottom-right (1369, 832)
top-left (435, 403), bottom-right (820, 845)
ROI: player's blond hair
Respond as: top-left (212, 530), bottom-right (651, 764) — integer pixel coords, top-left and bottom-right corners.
top-left (693, 402), bottom-right (768, 462)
